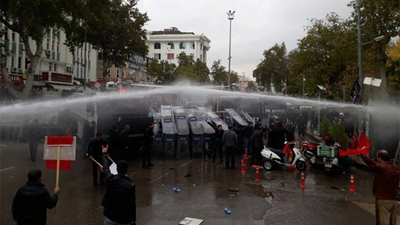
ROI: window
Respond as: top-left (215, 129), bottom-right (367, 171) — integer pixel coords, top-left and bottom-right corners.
top-left (46, 41), bottom-right (49, 50)
top-left (167, 53), bottom-right (174, 60)
top-left (57, 45), bottom-right (59, 53)
top-left (179, 42), bottom-right (186, 49)
top-left (11, 57), bottom-right (14, 68)
top-left (49, 63), bottom-right (52, 72)
top-left (54, 64), bottom-right (57, 72)
top-left (167, 42), bottom-right (174, 49)
top-left (200, 44), bottom-right (203, 50)
top-left (81, 68), bottom-right (83, 78)
top-left (190, 42), bottom-right (195, 49)
top-left (153, 53), bottom-right (161, 60)
top-left (154, 43), bottom-right (161, 49)
top-left (18, 57), bottom-right (21, 69)
top-left (12, 32), bottom-right (15, 42)
top-left (25, 58), bottom-right (28, 70)
top-left (52, 43), bottom-right (54, 51)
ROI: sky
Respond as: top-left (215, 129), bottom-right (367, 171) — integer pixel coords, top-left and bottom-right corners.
top-left (137, 0), bottom-right (354, 80)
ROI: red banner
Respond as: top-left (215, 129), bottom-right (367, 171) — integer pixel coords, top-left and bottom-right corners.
top-left (47, 136), bottom-right (74, 145)
top-left (339, 132), bottom-right (371, 157)
top-left (45, 160), bottom-right (72, 171)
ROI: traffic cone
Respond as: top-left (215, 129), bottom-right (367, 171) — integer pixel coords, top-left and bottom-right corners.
top-left (244, 149), bottom-right (248, 164)
top-left (255, 167), bottom-right (260, 182)
top-left (300, 172), bottom-right (306, 188)
top-left (349, 174), bottom-right (356, 192)
top-left (240, 159), bottom-right (246, 175)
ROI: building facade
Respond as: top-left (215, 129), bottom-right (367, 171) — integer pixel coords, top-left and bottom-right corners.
top-left (146, 27), bottom-right (211, 66)
top-left (1, 24), bottom-right (97, 92)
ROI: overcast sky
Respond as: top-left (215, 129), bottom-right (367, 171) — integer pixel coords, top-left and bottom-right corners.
top-left (138, 0), bottom-right (353, 80)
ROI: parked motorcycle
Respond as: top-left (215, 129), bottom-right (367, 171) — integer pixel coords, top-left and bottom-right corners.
top-left (302, 140), bottom-right (321, 165)
top-left (261, 142), bottom-right (307, 172)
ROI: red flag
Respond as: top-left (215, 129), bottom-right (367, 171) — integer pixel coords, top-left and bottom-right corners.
top-left (46, 160), bottom-right (72, 171)
top-left (339, 132), bottom-right (371, 157)
top-left (283, 142), bottom-right (291, 154)
top-left (350, 131), bottom-right (359, 149)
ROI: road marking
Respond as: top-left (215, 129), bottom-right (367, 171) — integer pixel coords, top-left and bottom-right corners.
top-left (148, 173), bottom-right (169, 184)
top-left (180, 159), bottom-right (195, 167)
top-left (0, 167), bottom-right (14, 172)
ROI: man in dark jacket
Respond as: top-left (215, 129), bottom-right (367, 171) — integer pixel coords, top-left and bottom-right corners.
top-left (222, 125), bottom-right (238, 169)
top-left (12, 170), bottom-right (60, 225)
top-left (362, 150), bottom-right (400, 225)
top-left (243, 122), bottom-right (254, 154)
top-left (285, 120), bottom-right (295, 142)
top-left (27, 120), bottom-right (41, 162)
top-left (142, 123), bottom-right (155, 169)
top-left (251, 127), bottom-right (264, 165)
top-left (207, 121), bottom-right (224, 164)
top-left (108, 117), bottom-right (122, 162)
top-left (101, 146), bottom-right (136, 225)
top-left (120, 125), bottom-right (130, 160)
top-left (82, 121), bottom-right (96, 159)
top-left (88, 133), bottom-right (107, 186)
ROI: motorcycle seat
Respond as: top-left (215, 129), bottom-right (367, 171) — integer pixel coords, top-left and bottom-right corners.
top-left (267, 147), bottom-right (286, 159)
top-left (306, 140), bottom-right (321, 146)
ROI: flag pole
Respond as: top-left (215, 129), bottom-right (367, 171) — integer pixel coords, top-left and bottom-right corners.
top-left (56, 146), bottom-right (61, 188)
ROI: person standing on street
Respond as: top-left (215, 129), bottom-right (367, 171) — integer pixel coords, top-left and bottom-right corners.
top-left (27, 119), bottom-right (41, 162)
top-left (12, 170), bottom-right (60, 225)
top-left (120, 125), bottom-right (130, 160)
top-left (108, 116), bottom-right (122, 162)
top-left (207, 121), bottom-right (224, 164)
top-left (88, 133), bottom-right (107, 186)
top-left (142, 123), bottom-right (155, 169)
top-left (243, 122), bottom-right (254, 155)
top-left (250, 126), bottom-right (264, 166)
top-left (285, 120), bottom-right (295, 142)
top-left (361, 150), bottom-right (400, 225)
top-left (82, 121), bottom-right (96, 159)
top-left (101, 146), bottom-right (136, 225)
top-left (222, 125), bottom-right (238, 169)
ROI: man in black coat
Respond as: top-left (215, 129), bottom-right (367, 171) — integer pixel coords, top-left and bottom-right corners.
top-left (12, 170), bottom-right (60, 225)
top-left (101, 146), bottom-right (136, 225)
top-left (108, 117), bottom-right (122, 162)
top-left (82, 121), bottom-right (96, 159)
top-left (88, 133), bottom-right (107, 186)
top-left (251, 127), bottom-right (264, 165)
top-left (27, 119), bottom-right (41, 162)
top-left (142, 123), bottom-right (155, 169)
top-left (207, 121), bottom-right (224, 164)
top-left (119, 125), bottom-right (131, 160)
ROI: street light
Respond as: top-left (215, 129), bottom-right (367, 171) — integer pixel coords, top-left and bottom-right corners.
top-left (316, 85), bottom-right (326, 135)
top-left (227, 10), bottom-right (235, 88)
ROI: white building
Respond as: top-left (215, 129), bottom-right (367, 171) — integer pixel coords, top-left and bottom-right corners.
top-left (1, 25), bottom-right (97, 91)
top-left (146, 27), bottom-right (211, 66)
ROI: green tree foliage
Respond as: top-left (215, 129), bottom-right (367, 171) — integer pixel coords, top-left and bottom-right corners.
top-left (174, 52), bottom-right (210, 83)
top-left (210, 60), bottom-right (227, 85)
top-left (320, 115), bottom-right (332, 138)
top-left (288, 13), bottom-right (357, 100)
top-left (386, 39), bottom-right (400, 99)
top-left (66, 0), bottom-right (149, 78)
top-left (147, 60), bottom-right (176, 84)
top-left (329, 123), bottom-right (349, 149)
top-left (348, 0), bottom-right (400, 95)
top-left (246, 81), bottom-right (257, 92)
top-left (0, 0), bottom-right (79, 99)
top-left (253, 42), bottom-right (289, 93)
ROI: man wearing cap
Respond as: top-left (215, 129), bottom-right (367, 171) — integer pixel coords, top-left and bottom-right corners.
top-left (101, 146), bottom-right (136, 225)
top-left (83, 121), bottom-right (96, 159)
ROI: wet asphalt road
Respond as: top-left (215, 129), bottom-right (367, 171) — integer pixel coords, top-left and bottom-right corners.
top-left (0, 140), bottom-right (385, 225)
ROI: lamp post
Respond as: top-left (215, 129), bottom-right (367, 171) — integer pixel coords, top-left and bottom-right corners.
top-left (363, 77), bottom-right (382, 138)
top-left (302, 75), bottom-right (305, 98)
top-left (227, 10), bottom-right (235, 88)
top-left (316, 85), bottom-right (326, 135)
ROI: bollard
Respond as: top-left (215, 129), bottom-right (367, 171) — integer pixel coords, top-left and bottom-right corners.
top-left (255, 167), bottom-right (260, 182)
top-left (349, 174), bottom-right (356, 192)
top-left (240, 159), bottom-right (246, 174)
top-left (300, 171), bottom-right (306, 188)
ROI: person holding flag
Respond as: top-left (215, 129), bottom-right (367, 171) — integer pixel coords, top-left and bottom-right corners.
top-left (88, 133), bottom-right (107, 186)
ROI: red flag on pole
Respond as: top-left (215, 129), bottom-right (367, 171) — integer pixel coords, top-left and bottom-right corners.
top-left (339, 132), bottom-right (371, 157)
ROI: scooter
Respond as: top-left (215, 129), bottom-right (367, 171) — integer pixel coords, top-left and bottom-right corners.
top-left (302, 140), bottom-right (321, 166)
top-left (261, 142), bottom-right (307, 172)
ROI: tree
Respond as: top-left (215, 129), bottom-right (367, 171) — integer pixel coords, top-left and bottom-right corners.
top-left (0, 0), bottom-right (79, 99)
top-left (66, 0), bottom-right (149, 78)
top-left (210, 60), bottom-right (227, 85)
top-left (253, 42), bottom-right (289, 93)
top-left (349, 0), bottom-right (400, 95)
top-left (174, 52), bottom-right (210, 83)
top-left (386, 39), bottom-right (400, 98)
top-left (147, 60), bottom-right (176, 84)
top-left (288, 13), bottom-right (357, 100)
top-left (246, 81), bottom-right (257, 92)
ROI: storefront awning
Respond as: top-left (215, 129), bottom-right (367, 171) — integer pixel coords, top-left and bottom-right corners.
top-left (48, 84), bottom-right (76, 91)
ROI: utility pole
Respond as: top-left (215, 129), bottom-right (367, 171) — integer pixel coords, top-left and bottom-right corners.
top-left (357, 0), bottom-right (362, 101)
top-left (83, 24), bottom-right (87, 91)
top-left (227, 10), bottom-right (235, 88)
